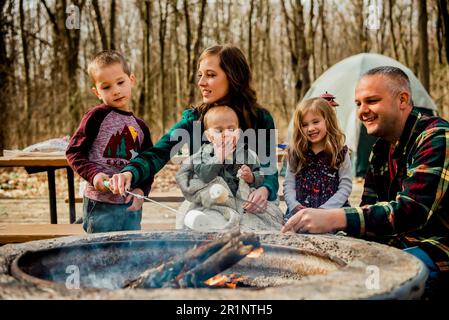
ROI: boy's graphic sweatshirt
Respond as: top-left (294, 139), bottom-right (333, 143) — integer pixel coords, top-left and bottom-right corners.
top-left (66, 104), bottom-right (153, 204)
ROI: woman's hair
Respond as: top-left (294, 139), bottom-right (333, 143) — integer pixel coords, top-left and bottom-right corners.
top-left (196, 44), bottom-right (260, 130)
top-left (288, 97), bottom-right (346, 174)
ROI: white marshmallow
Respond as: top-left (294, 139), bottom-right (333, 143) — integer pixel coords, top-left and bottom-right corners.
top-left (184, 210), bottom-right (213, 231)
top-left (209, 184), bottom-right (229, 204)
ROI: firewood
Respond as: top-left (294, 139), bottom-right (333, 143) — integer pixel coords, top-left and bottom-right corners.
top-left (177, 236), bottom-right (259, 288)
top-left (124, 229), bottom-right (259, 289)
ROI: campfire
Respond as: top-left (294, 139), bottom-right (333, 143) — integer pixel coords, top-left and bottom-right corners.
top-left (1, 231), bottom-right (428, 299)
top-left (123, 230), bottom-right (260, 289)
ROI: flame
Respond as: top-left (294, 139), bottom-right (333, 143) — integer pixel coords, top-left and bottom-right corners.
top-left (204, 273), bottom-right (246, 289)
top-left (205, 274), bottom-right (229, 286)
top-left (226, 283), bottom-right (237, 289)
top-left (246, 247), bottom-right (264, 258)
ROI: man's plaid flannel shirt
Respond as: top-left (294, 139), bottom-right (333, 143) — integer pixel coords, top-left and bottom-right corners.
top-left (345, 108), bottom-right (449, 274)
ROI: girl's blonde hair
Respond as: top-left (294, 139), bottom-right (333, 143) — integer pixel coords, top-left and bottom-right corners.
top-left (288, 97), bottom-right (346, 174)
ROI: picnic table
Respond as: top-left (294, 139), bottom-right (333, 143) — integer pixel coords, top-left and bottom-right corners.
top-left (0, 155), bottom-right (76, 224)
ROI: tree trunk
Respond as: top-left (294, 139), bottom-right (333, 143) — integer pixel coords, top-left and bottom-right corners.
top-left (248, 0), bottom-right (255, 69)
top-left (138, 0), bottom-right (153, 127)
top-left (319, 0), bottom-right (329, 73)
top-left (110, 0), bottom-right (116, 50)
top-left (437, 0), bottom-right (449, 64)
top-left (159, 0), bottom-right (169, 133)
top-left (309, 0), bottom-right (315, 80)
top-left (92, 0), bottom-right (108, 50)
top-left (357, 0), bottom-right (368, 52)
top-left (187, 0), bottom-right (207, 106)
top-left (19, 0), bottom-right (31, 144)
top-left (388, 0), bottom-right (399, 59)
top-left (183, 0), bottom-right (192, 103)
top-left (0, 0), bottom-right (10, 154)
top-left (41, 0), bottom-right (85, 133)
top-left (281, 0), bottom-right (310, 101)
top-left (418, 0), bottom-right (430, 92)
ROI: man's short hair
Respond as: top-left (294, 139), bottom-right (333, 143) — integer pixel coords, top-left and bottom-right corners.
top-left (361, 66), bottom-right (412, 98)
top-left (88, 50), bottom-right (131, 85)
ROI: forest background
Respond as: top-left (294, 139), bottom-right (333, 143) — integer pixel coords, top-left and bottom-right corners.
top-left (0, 0), bottom-right (448, 152)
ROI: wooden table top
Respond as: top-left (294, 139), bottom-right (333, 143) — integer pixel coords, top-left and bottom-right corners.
top-left (0, 150), bottom-right (287, 167)
top-left (0, 155), bottom-right (69, 167)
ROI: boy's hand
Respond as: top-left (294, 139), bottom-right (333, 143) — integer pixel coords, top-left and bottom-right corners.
top-left (126, 188), bottom-right (144, 211)
top-left (93, 172), bottom-right (110, 192)
top-left (239, 165), bottom-right (254, 184)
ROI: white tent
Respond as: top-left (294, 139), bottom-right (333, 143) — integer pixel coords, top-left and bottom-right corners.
top-left (290, 53), bottom-right (437, 153)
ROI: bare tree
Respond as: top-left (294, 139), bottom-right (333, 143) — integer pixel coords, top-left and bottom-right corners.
top-left (2, 0), bottom-right (449, 150)
top-left (158, 0), bottom-right (169, 132)
top-left (389, 0), bottom-right (400, 59)
top-left (19, 0), bottom-right (31, 144)
top-left (41, 0), bottom-right (86, 132)
top-left (92, 0), bottom-right (108, 50)
top-left (280, 0), bottom-right (311, 101)
top-left (319, 0), bottom-right (329, 73)
top-left (110, 0), bottom-right (116, 49)
top-left (138, 0), bottom-right (153, 127)
top-left (437, 0), bottom-right (449, 64)
top-left (418, 0), bottom-right (430, 91)
top-left (183, 0), bottom-right (192, 99)
top-left (248, 0), bottom-right (255, 68)
top-left (0, 0), bottom-right (11, 154)
top-left (187, 0), bottom-right (207, 106)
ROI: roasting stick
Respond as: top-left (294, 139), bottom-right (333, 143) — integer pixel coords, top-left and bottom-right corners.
top-left (103, 181), bottom-right (268, 216)
top-left (103, 180), bottom-right (180, 214)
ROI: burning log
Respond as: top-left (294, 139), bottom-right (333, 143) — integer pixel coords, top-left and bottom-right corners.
top-left (124, 230), bottom-right (260, 289)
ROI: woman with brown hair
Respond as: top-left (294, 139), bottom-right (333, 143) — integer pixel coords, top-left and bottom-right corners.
top-left (109, 44), bottom-right (279, 217)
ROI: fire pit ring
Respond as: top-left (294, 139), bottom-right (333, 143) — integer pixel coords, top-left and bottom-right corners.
top-left (0, 231), bottom-right (427, 299)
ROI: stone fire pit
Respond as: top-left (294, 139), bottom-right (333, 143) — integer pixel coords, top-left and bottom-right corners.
top-left (0, 231), bottom-right (427, 299)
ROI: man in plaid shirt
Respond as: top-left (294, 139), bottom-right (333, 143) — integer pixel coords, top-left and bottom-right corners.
top-left (282, 66), bottom-right (448, 297)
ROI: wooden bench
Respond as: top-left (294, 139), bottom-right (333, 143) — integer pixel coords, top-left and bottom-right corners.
top-left (0, 223), bottom-right (174, 244)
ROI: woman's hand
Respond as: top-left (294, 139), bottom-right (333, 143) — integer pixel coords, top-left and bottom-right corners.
top-left (126, 188), bottom-right (144, 211)
top-left (281, 208), bottom-right (347, 233)
top-left (108, 171), bottom-right (133, 197)
top-left (243, 186), bottom-right (269, 213)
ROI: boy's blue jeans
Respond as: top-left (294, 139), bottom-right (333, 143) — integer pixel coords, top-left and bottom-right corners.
top-left (82, 197), bottom-right (142, 233)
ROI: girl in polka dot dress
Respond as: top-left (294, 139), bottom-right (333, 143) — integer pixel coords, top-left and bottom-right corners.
top-left (283, 97), bottom-right (353, 222)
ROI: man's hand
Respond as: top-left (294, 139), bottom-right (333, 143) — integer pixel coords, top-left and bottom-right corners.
top-left (109, 171), bottom-right (133, 197)
top-left (290, 204), bottom-right (306, 216)
top-left (239, 165), bottom-right (254, 184)
top-left (281, 208), bottom-right (347, 234)
top-left (93, 172), bottom-right (110, 192)
top-left (126, 188), bottom-right (144, 211)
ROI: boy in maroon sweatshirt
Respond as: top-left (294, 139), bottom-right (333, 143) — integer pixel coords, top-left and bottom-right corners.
top-left (66, 51), bottom-right (153, 233)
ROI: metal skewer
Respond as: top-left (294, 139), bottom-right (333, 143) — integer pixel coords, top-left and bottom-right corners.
top-left (103, 181), bottom-right (268, 216)
top-left (103, 180), bottom-right (181, 214)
